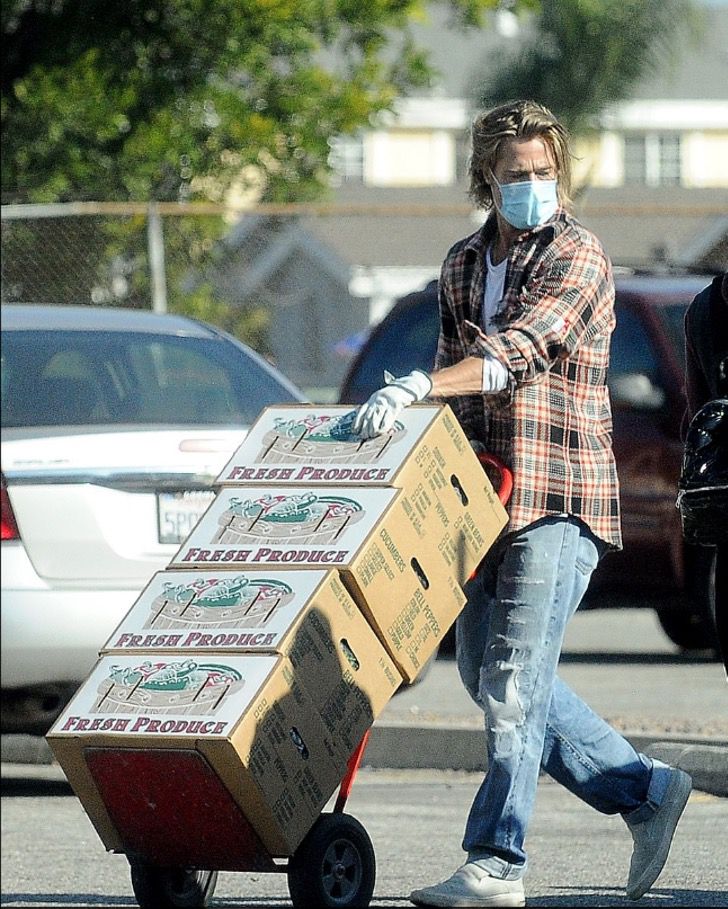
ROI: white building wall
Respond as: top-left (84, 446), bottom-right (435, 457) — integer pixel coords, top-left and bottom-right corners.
top-left (600, 100), bottom-right (728, 131)
top-left (595, 132), bottom-right (624, 187)
top-left (349, 265), bottom-right (439, 323)
top-left (365, 130), bottom-right (456, 186)
top-left (682, 132), bottom-right (728, 187)
top-left (573, 133), bottom-right (624, 187)
top-left (354, 94), bottom-right (727, 191)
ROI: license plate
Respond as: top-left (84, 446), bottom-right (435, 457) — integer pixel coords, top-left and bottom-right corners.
top-left (157, 490), bottom-right (216, 544)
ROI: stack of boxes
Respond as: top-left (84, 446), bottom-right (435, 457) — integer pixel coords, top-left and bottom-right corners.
top-left (47, 404), bottom-right (508, 864)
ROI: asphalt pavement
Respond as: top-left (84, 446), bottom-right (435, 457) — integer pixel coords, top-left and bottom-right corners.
top-left (2, 608), bottom-right (727, 798)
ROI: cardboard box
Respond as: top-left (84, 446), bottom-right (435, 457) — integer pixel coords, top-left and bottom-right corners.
top-left (214, 404), bottom-right (508, 588)
top-left (47, 653), bottom-right (344, 857)
top-left (171, 475), bottom-right (504, 601)
top-left (45, 406), bottom-right (509, 863)
top-left (217, 404), bottom-right (470, 488)
top-left (167, 485), bottom-right (472, 681)
top-left (101, 568), bottom-right (402, 763)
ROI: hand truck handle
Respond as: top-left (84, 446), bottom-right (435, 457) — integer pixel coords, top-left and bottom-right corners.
top-left (334, 729), bottom-right (371, 813)
top-left (476, 451), bottom-right (513, 506)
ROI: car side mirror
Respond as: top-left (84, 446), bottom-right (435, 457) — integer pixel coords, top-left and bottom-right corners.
top-left (610, 373), bottom-right (666, 411)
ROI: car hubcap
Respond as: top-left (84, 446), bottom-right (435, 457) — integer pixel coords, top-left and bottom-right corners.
top-left (322, 839), bottom-right (361, 900)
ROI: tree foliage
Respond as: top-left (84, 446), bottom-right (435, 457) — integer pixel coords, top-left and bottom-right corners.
top-left (2, 0), bottom-right (530, 204)
top-left (3, 0), bottom-right (543, 348)
top-left (477, 0), bottom-right (700, 137)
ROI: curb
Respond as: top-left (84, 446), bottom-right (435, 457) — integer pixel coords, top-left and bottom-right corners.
top-left (363, 723), bottom-right (728, 798)
top-left (1, 734), bottom-right (55, 765)
top-left (643, 741), bottom-right (728, 798)
top-left (4, 728), bottom-right (727, 799)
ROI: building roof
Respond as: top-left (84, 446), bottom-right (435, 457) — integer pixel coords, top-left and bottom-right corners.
top-left (299, 184), bottom-right (477, 269)
top-left (401, 3), bottom-right (728, 106)
top-left (628, 5), bottom-right (728, 101)
top-left (576, 186), bottom-right (728, 268)
top-left (220, 183), bottom-right (726, 294)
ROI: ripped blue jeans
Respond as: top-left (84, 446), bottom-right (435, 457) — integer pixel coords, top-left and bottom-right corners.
top-left (456, 516), bottom-right (672, 878)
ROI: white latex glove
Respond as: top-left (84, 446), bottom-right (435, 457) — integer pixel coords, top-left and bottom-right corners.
top-left (481, 354), bottom-right (510, 393)
top-left (352, 369), bottom-right (432, 439)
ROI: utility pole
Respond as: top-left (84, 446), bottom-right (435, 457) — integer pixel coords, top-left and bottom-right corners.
top-left (147, 201), bottom-right (168, 313)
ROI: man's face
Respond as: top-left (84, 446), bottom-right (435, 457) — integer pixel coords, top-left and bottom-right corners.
top-left (488, 136), bottom-right (557, 191)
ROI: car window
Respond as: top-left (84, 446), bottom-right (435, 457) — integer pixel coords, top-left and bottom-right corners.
top-left (341, 298), bottom-right (440, 402)
top-left (610, 304), bottom-right (659, 379)
top-left (1, 330), bottom-right (298, 428)
top-left (656, 303), bottom-right (688, 361)
top-left (609, 302), bottom-right (668, 410)
top-left (340, 287), bottom-right (693, 409)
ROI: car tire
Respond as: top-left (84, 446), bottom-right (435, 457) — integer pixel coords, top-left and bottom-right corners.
top-left (656, 545), bottom-right (718, 654)
top-left (287, 812), bottom-right (376, 909)
top-left (129, 862), bottom-right (218, 909)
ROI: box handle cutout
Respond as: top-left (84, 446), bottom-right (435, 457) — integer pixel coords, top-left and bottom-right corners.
top-left (411, 557), bottom-right (430, 590)
top-left (289, 727), bottom-right (310, 760)
top-left (450, 474), bottom-right (468, 506)
top-left (339, 638), bottom-right (361, 671)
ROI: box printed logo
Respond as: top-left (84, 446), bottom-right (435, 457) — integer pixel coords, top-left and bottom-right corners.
top-left (146, 575), bottom-right (295, 629)
top-left (93, 659), bottom-right (244, 715)
top-left (258, 412), bottom-right (405, 464)
top-left (214, 492), bottom-right (365, 546)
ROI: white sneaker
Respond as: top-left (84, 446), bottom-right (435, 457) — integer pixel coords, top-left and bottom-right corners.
top-left (626, 767), bottom-right (692, 900)
top-left (409, 862), bottom-right (526, 907)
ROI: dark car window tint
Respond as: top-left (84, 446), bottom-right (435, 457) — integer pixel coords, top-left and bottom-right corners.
top-left (2, 330), bottom-right (297, 428)
top-left (657, 303), bottom-right (688, 361)
top-left (609, 304), bottom-right (659, 379)
top-left (608, 302), bottom-right (670, 410)
top-left (342, 298), bottom-right (440, 402)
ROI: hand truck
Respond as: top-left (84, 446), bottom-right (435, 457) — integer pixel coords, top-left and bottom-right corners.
top-left (122, 732), bottom-right (375, 909)
top-left (90, 454), bottom-right (513, 909)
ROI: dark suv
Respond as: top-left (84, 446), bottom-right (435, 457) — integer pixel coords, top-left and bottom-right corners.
top-left (339, 273), bottom-right (718, 653)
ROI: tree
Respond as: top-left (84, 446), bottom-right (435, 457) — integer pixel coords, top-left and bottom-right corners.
top-left (2, 0), bottom-right (539, 346)
top-left (2, 0), bottom-right (535, 205)
top-left (476, 0), bottom-right (699, 138)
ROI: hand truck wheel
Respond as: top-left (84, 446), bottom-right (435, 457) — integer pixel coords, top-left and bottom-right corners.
top-left (287, 811), bottom-right (376, 908)
top-left (129, 859), bottom-right (218, 909)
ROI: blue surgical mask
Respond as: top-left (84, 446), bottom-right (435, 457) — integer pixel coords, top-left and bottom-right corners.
top-left (492, 176), bottom-right (558, 229)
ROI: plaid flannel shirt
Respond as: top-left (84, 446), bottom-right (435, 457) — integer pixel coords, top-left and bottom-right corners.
top-left (435, 208), bottom-right (622, 549)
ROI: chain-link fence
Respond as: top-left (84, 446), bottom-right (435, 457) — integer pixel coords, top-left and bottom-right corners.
top-left (3, 198), bottom-right (725, 397)
top-left (1, 202), bottom-right (257, 312)
top-left (0, 201), bottom-right (457, 396)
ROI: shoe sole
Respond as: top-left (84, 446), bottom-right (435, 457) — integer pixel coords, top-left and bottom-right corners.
top-left (627, 769), bottom-right (692, 900)
top-left (410, 889), bottom-right (525, 908)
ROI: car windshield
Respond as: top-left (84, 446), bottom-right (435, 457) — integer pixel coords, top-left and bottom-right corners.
top-left (1, 329), bottom-right (298, 428)
top-left (342, 300), bottom-right (440, 403)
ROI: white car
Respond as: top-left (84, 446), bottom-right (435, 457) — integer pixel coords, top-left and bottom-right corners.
top-left (1, 304), bottom-right (306, 733)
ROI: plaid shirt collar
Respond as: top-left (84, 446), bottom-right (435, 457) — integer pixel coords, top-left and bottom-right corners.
top-left (457, 209), bottom-right (570, 330)
top-left (463, 208), bottom-right (567, 255)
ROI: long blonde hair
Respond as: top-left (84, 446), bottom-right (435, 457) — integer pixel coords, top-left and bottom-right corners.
top-left (468, 100), bottom-right (573, 210)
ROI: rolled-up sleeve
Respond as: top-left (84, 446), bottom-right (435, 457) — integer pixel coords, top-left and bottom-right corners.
top-left (471, 235), bottom-right (614, 386)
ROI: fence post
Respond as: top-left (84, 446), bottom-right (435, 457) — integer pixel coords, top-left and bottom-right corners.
top-left (147, 201), bottom-right (168, 313)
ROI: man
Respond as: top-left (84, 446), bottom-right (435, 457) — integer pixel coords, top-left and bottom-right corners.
top-left (353, 100), bottom-right (691, 907)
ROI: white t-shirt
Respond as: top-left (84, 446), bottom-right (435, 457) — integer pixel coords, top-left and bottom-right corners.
top-left (479, 244), bottom-right (511, 393)
top-left (482, 244), bottom-right (507, 335)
